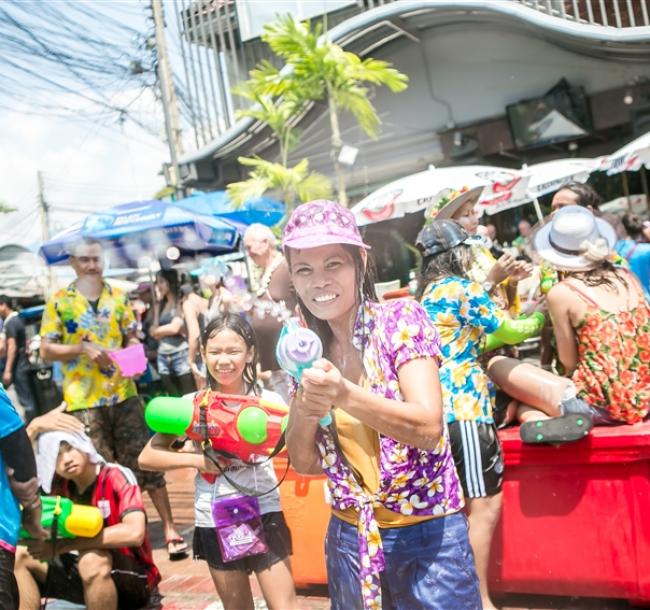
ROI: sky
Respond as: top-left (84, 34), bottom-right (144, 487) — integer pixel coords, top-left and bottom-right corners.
top-left (0, 89), bottom-right (169, 248)
top-left (0, 1), bottom-right (173, 250)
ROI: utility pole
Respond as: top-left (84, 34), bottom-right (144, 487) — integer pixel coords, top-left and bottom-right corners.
top-left (151, 0), bottom-right (185, 199)
top-left (37, 171), bottom-right (54, 295)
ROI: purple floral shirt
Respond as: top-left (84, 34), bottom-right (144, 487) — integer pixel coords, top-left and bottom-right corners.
top-left (310, 299), bottom-right (464, 610)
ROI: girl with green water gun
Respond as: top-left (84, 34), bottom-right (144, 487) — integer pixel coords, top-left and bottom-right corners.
top-left (139, 314), bottom-right (298, 610)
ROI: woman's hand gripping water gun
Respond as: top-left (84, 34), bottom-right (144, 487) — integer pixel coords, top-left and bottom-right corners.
top-left (481, 312), bottom-right (546, 354)
top-left (276, 318), bottom-right (331, 426)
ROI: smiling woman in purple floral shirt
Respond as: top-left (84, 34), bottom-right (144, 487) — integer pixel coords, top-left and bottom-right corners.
top-left (283, 200), bottom-right (480, 610)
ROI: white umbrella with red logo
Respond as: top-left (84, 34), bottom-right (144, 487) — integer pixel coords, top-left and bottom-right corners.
top-left (479, 158), bottom-right (597, 222)
top-left (525, 158), bottom-right (596, 198)
top-left (351, 165), bottom-right (529, 226)
top-left (597, 131), bottom-right (650, 175)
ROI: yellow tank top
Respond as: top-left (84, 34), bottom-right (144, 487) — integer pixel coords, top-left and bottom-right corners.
top-left (331, 409), bottom-right (434, 528)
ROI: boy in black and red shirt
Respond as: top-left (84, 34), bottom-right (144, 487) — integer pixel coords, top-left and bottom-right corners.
top-left (14, 431), bottom-right (160, 610)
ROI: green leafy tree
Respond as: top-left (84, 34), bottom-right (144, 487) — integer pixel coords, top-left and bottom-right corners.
top-left (260, 15), bottom-right (408, 206)
top-left (227, 61), bottom-right (332, 219)
top-left (228, 157), bottom-right (331, 212)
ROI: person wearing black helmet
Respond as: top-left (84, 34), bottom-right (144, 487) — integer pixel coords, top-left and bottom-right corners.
top-left (415, 219), bottom-right (546, 610)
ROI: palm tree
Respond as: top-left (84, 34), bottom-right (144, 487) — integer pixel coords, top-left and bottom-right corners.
top-left (227, 156), bottom-right (331, 215)
top-left (227, 59), bottom-right (332, 219)
top-left (260, 15), bottom-right (408, 205)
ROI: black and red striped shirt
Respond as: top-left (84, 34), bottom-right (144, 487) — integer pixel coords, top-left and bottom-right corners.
top-left (52, 463), bottom-right (161, 590)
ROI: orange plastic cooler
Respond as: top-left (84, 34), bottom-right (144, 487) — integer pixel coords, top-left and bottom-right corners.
top-left (489, 422), bottom-right (650, 606)
top-left (276, 423), bottom-right (650, 604)
top-left (274, 459), bottom-right (329, 586)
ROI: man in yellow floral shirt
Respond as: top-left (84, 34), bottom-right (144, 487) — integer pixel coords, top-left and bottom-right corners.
top-left (40, 238), bottom-right (188, 560)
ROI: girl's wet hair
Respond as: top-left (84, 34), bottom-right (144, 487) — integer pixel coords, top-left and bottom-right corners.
top-left (415, 244), bottom-right (473, 299)
top-left (200, 313), bottom-right (259, 393)
top-left (285, 244), bottom-right (377, 356)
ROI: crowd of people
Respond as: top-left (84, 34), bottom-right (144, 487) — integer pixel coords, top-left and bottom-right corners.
top-left (0, 182), bottom-right (649, 610)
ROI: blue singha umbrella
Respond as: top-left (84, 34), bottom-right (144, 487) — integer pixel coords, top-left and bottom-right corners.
top-left (39, 200), bottom-right (242, 267)
top-left (174, 191), bottom-right (285, 227)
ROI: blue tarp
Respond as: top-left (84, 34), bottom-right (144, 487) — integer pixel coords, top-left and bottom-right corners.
top-left (39, 200), bottom-right (243, 267)
top-left (174, 191), bottom-right (284, 227)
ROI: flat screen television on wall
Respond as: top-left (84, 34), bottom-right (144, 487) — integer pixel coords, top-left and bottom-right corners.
top-left (507, 79), bottom-right (592, 150)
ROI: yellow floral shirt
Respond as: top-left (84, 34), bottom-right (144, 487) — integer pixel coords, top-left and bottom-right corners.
top-left (40, 282), bottom-right (138, 411)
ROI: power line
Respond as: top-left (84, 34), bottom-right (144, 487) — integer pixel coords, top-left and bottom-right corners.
top-left (0, 1), bottom-right (159, 131)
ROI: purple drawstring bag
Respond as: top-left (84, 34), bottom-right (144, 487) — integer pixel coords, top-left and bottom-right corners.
top-left (211, 495), bottom-right (268, 562)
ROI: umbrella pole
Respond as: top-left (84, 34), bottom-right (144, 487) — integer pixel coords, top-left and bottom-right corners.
top-left (622, 172), bottom-right (631, 205)
top-left (532, 198), bottom-right (544, 223)
top-left (640, 166), bottom-right (650, 214)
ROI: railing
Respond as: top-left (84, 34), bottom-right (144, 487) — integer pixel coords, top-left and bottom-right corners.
top-left (517, 0), bottom-right (650, 28)
top-left (169, 0), bottom-right (648, 155)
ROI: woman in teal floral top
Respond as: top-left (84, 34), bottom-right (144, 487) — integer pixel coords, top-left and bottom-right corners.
top-left (283, 201), bottom-right (480, 610)
top-left (416, 219), bottom-right (506, 610)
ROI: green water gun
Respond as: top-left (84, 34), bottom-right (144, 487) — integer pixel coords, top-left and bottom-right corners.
top-left (20, 496), bottom-right (103, 540)
top-left (481, 312), bottom-right (545, 354)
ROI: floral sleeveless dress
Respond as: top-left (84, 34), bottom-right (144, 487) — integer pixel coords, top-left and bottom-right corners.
top-left (564, 281), bottom-right (650, 424)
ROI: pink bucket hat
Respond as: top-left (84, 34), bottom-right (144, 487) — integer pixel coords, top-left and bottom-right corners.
top-left (282, 200), bottom-right (370, 251)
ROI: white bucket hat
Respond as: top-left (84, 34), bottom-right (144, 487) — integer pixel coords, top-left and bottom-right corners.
top-left (532, 205), bottom-right (617, 271)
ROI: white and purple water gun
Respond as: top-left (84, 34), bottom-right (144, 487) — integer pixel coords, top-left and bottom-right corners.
top-left (276, 318), bottom-right (331, 427)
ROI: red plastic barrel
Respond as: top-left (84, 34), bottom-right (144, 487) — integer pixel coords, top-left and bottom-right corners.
top-left (489, 422), bottom-right (650, 607)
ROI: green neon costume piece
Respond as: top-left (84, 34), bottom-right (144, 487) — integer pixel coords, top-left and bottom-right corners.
top-left (20, 496), bottom-right (103, 540)
top-left (280, 415), bottom-right (289, 434)
top-left (236, 406), bottom-right (269, 445)
top-left (145, 396), bottom-right (194, 436)
top-left (482, 312), bottom-right (545, 354)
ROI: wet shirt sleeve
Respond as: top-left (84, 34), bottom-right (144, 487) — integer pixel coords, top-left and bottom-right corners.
top-left (118, 295), bottom-right (138, 337)
top-left (0, 387), bottom-right (24, 440)
top-left (101, 466), bottom-right (145, 522)
top-left (40, 298), bottom-right (63, 342)
top-left (387, 300), bottom-right (442, 371)
top-left (458, 280), bottom-right (504, 335)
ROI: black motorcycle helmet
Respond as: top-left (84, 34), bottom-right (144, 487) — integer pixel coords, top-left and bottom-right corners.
top-left (415, 219), bottom-right (469, 257)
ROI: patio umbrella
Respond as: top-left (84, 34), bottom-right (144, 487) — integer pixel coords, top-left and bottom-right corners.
top-left (39, 200), bottom-right (242, 267)
top-left (174, 191), bottom-right (285, 227)
top-left (524, 158), bottom-right (596, 199)
top-left (598, 131), bottom-right (650, 175)
top-left (478, 158), bottom-right (597, 221)
top-left (351, 165), bottom-right (529, 227)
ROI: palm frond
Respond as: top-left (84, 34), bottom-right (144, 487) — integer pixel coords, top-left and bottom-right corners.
top-left (334, 88), bottom-right (381, 138)
top-left (226, 176), bottom-right (271, 208)
top-left (296, 171), bottom-right (333, 202)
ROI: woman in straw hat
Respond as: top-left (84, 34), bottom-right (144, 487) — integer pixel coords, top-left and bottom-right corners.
top-left (488, 205), bottom-right (650, 437)
top-left (282, 200), bottom-right (480, 610)
top-left (430, 186), bottom-right (531, 315)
